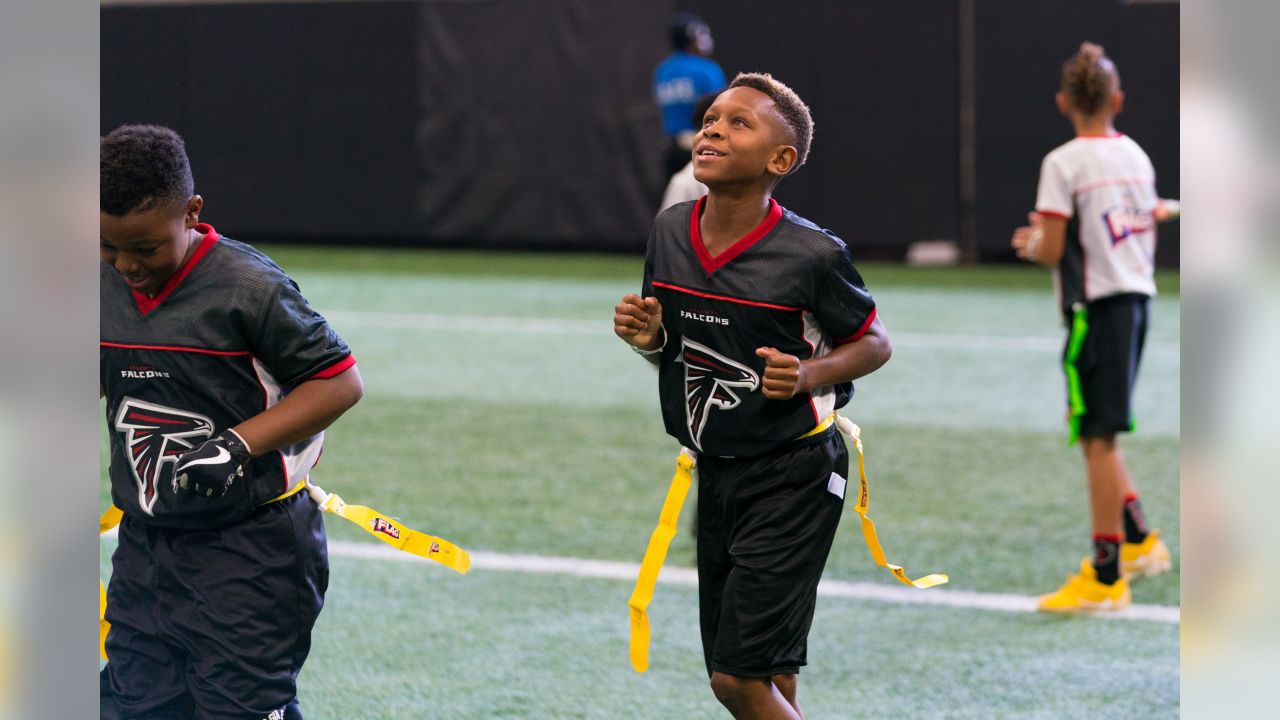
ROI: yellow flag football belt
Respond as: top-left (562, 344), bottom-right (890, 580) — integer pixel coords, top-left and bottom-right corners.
top-left (627, 414), bottom-right (948, 673)
top-left (99, 478), bottom-right (470, 660)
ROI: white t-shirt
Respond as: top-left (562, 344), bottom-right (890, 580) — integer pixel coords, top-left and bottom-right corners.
top-left (659, 161), bottom-right (708, 214)
top-left (1035, 133), bottom-right (1159, 310)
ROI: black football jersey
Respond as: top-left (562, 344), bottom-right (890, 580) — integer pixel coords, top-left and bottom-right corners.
top-left (643, 198), bottom-right (877, 458)
top-left (100, 224), bottom-right (354, 522)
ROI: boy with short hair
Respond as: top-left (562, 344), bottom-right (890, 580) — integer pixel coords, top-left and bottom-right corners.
top-left (615, 73), bottom-right (891, 719)
top-left (100, 124), bottom-right (364, 719)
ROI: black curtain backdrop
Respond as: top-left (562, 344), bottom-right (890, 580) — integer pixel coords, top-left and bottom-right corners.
top-left (102, 0), bottom-right (1178, 262)
top-left (681, 0), bottom-right (1178, 263)
top-left (102, 1), bottom-right (422, 238)
top-left (102, 0), bottom-right (669, 249)
top-left (415, 0), bottom-right (666, 248)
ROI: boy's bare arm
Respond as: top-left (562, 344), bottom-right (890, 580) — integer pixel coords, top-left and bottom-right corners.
top-left (1011, 212), bottom-right (1068, 267)
top-left (231, 365), bottom-right (365, 456)
top-left (757, 315), bottom-right (892, 400)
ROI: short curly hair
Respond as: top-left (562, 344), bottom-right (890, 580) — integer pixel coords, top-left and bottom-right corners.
top-left (728, 72), bottom-right (814, 173)
top-left (100, 124), bottom-right (194, 216)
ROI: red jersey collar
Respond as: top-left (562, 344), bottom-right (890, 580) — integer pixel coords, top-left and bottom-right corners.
top-left (689, 196), bottom-right (783, 274)
top-left (132, 223), bottom-right (219, 315)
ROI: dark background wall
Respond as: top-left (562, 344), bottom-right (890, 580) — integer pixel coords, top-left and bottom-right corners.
top-left (681, 0), bottom-right (1178, 263)
top-left (101, 0), bottom-right (1178, 263)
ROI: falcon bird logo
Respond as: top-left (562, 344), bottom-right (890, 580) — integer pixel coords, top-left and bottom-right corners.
top-left (114, 398), bottom-right (215, 515)
top-left (681, 338), bottom-right (760, 450)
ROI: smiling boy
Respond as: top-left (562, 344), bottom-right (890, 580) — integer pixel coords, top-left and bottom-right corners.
top-left (100, 124), bottom-right (363, 720)
top-left (615, 73), bottom-right (891, 719)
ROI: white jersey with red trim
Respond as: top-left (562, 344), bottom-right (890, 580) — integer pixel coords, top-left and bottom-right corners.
top-left (100, 225), bottom-right (355, 522)
top-left (1034, 133), bottom-right (1159, 314)
top-left (643, 198), bottom-right (877, 458)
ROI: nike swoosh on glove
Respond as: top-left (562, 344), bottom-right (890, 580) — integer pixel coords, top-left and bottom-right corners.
top-left (173, 429), bottom-right (252, 498)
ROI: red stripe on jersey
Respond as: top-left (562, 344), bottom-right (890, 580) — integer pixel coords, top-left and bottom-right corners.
top-left (100, 341), bottom-right (251, 357)
top-left (132, 224), bottom-right (220, 315)
top-left (689, 196), bottom-right (783, 273)
top-left (834, 308), bottom-right (878, 345)
top-left (650, 281), bottom-right (802, 312)
top-left (310, 355), bottom-right (357, 379)
top-left (1035, 209), bottom-right (1071, 221)
top-left (1073, 176), bottom-right (1156, 195)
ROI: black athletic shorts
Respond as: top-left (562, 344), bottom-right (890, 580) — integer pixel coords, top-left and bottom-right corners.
top-left (696, 429), bottom-right (848, 678)
top-left (1067, 292), bottom-right (1149, 438)
top-left (101, 491), bottom-right (328, 720)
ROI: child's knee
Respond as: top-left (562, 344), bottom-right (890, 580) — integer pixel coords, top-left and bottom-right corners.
top-left (709, 671), bottom-right (751, 705)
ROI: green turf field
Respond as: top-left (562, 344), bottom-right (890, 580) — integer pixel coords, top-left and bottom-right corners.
top-left (101, 248), bottom-right (1179, 718)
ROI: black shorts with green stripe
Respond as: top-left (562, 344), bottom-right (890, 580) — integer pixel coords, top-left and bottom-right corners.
top-left (1065, 292), bottom-right (1150, 438)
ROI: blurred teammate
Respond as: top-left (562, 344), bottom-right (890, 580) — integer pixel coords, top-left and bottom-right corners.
top-left (616, 73), bottom-right (891, 719)
top-left (653, 13), bottom-right (727, 180)
top-left (100, 124), bottom-right (364, 718)
top-left (1011, 43), bottom-right (1172, 613)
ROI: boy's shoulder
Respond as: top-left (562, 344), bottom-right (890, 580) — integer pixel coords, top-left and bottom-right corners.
top-left (776, 207), bottom-right (850, 261)
top-left (200, 234), bottom-right (298, 298)
top-left (1043, 134), bottom-right (1154, 184)
top-left (209, 235), bottom-right (289, 278)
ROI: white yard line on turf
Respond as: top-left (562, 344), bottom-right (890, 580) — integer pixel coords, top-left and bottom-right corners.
top-left (99, 530), bottom-right (1179, 624)
top-left (325, 311), bottom-right (1177, 354)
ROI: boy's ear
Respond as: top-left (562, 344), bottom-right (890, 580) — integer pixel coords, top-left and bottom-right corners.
top-left (1111, 89), bottom-right (1125, 116)
top-left (184, 195), bottom-right (204, 228)
top-left (1055, 91), bottom-right (1069, 115)
top-left (768, 145), bottom-right (798, 177)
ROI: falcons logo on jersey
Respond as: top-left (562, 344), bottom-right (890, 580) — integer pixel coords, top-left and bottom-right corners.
top-left (114, 398), bottom-right (215, 515)
top-left (681, 338), bottom-right (760, 451)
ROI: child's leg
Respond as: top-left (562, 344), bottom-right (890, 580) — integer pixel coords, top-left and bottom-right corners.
top-left (168, 493), bottom-right (328, 719)
top-left (698, 435), bottom-right (845, 717)
top-left (1081, 434), bottom-right (1125, 537)
top-left (102, 517), bottom-right (197, 719)
top-left (773, 673), bottom-right (802, 717)
top-left (709, 672), bottom-right (802, 720)
top-left (1082, 433), bottom-right (1125, 583)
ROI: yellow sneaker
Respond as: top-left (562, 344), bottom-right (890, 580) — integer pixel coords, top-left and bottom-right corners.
top-left (1121, 530), bottom-right (1172, 579)
top-left (1037, 559), bottom-right (1131, 612)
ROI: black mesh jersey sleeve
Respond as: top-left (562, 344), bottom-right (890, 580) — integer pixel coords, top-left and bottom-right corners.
top-left (812, 239), bottom-right (877, 343)
top-left (246, 273), bottom-right (351, 388)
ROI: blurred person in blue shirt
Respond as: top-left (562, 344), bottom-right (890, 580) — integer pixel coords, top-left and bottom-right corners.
top-left (654, 13), bottom-right (727, 179)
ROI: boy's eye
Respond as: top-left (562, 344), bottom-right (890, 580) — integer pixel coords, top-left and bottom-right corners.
top-left (731, 117), bottom-right (747, 127)
top-left (702, 116), bottom-right (716, 127)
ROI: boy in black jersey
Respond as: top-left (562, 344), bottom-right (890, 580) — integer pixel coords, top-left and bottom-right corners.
top-left (99, 125), bottom-right (364, 720)
top-left (614, 74), bottom-right (891, 720)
